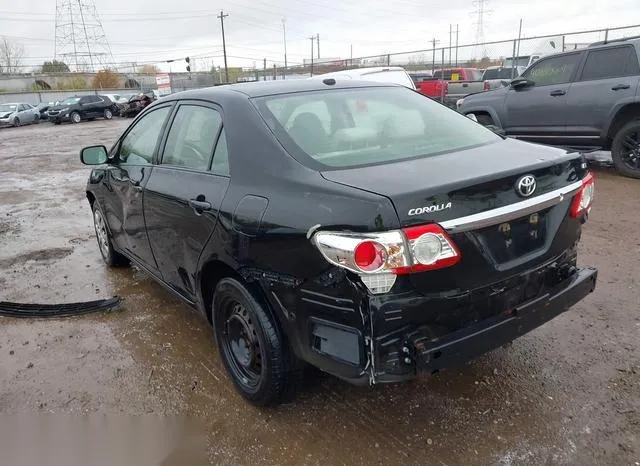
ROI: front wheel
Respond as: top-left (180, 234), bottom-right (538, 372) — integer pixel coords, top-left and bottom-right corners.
top-left (103, 108), bottom-right (113, 120)
top-left (13, 117), bottom-right (20, 127)
top-left (70, 111), bottom-right (81, 124)
top-left (611, 120), bottom-right (640, 179)
top-left (92, 204), bottom-right (129, 267)
top-left (213, 278), bottom-right (296, 406)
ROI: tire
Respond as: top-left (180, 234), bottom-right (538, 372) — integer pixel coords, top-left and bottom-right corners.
top-left (103, 108), bottom-right (113, 120)
top-left (70, 111), bottom-right (81, 124)
top-left (475, 113), bottom-right (495, 126)
top-left (213, 278), bottom-right (296, 406)
top-left (54, 121), bottom-right (61, 125)
top-left (13, 117), bottom-right (20, 127)
top-left (611, 119), bottom-right (640, 179)
top-left (92, 203), bottom-right (129, 267)
top-left (34, 114), bottom-right (40, 123)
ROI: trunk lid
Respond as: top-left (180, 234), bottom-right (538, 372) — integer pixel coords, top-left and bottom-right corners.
top-left (321, 138), bottom-right (587, 291)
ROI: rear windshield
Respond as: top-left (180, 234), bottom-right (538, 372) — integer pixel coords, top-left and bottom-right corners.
top-left (254, 86), bottom-right (499, 169)
top-left (483, 68), bottom-right (519, 80)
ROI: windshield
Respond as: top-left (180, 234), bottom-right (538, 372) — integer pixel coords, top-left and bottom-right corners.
top-left (0, 104), bottom-right (18, 112)
top-left (483, 68), bottom-right (519, 80)
top-left (503, 57), bottom-right (530, 68)
top-left (254, 86), bottom-right (500, 169)
top-left (59, 97), bottom-right (81, 105)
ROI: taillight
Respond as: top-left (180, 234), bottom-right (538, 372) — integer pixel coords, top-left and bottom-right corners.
top-left (483, 81), bottom-right (490, 91)
top-left (312, 224), bottom-right (461, 294)
top-left (570, 172), bottom-right (595, 218)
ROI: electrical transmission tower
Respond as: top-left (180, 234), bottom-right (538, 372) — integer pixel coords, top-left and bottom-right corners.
top-left (471, 0), bottom-right (492, 59)
top-left (54, 0), bottom-right (115, 72)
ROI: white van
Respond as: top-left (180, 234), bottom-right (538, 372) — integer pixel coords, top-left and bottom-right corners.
top-left (311, 67), bottom-right (416, 90)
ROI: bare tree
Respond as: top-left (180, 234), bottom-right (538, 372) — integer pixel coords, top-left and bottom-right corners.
top-left (0, 38), bottom-right (25, 74)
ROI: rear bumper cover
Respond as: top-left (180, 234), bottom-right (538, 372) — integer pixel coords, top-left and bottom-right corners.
top-left (385, 266), bottom-right (597, 382)
top-left (306, 266), bottom-right (597, 385)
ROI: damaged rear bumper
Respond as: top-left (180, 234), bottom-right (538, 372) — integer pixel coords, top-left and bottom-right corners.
top-left (301, 266), bottom-right (597, 386)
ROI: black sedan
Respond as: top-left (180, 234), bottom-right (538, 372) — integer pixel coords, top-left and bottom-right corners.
top-left (80, 80), bottom-right (597, 406)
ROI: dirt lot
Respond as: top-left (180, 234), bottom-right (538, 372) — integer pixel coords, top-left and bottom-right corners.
top-left (0, 120), bottom-right (638, 465)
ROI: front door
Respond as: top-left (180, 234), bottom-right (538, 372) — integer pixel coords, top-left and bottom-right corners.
top-left (565, 45), bottom-right (640, 141)
top-left (103, 104), bottom-right (173, 270)
top-left (144, 102), bottom-right (231, 300)
top-left (504, 51), bottom-right (583, 144)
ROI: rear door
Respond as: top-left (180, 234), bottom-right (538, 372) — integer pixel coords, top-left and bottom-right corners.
top-left (144, 101), bottom-right (231, 300)
top-left (564, 45), bottom-right (640, 140)
top-left (102, 104), bottom-right (173, 270)
top-left (503, 52), bottom-right (583, 143)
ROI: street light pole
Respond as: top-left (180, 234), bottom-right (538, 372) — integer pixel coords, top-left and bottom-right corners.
top-left (282, 18), bottom-right (287, 79)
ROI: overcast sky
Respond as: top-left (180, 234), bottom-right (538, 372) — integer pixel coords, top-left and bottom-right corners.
top-left (1, 0), bottom-right (639, 72)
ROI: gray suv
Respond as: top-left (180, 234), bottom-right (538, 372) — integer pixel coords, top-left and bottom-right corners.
top-left (458, 37), bottom-right (640, 178)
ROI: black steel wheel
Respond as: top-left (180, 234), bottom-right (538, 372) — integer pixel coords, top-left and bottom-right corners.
top-left (612, 120), bottom-right (640, 179)
top-left (91, 203), bottom-right (129, 267)
top-left (213, 278), bottom-right (296, 406)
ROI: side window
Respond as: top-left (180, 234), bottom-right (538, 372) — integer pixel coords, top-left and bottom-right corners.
top-left (18, 104), bottom-right (26, 111)
top-left (118, 106), bottom-right (171, 165)
top-left (580, 47), bottom-right (632, 81)
top-left (211, 129), bottom-right (230, 176)
top-left (162, 105), bottom-right (222, 171)
top-left (523, 53), bottom-right (581, 86)
top-left (626, 49), bottom-right (640, 75)
top-left (79, 96), bottom-right (90, 104)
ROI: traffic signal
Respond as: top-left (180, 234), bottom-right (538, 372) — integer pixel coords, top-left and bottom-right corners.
top-left (185, 56), bottom-right (191, 72)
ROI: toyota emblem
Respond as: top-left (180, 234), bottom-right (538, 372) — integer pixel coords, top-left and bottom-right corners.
top-left (516, 175), bottom-right (537, 197)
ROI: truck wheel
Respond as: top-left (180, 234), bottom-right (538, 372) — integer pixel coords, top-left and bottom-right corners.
top-left (213, 277), bottom-right (296, 406)
top-left (70, 111), bottom-right (81, 124)
top-left (611, 120), bottom-right (640, 179)
top-left (475, 114), bottom-right (495, 126)
top-left (92, 203), bottom-right (129, 267)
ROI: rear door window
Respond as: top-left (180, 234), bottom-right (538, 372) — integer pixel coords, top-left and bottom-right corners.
top-left (256, 86), bottom-right (499, 169)
top-left (162, 104), bottom-right (222, 171)
top-left (580, 46), bottom-right (638, 80)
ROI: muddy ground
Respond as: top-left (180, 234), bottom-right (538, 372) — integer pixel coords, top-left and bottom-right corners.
top-left (0, 120), bottom-right (638, 465)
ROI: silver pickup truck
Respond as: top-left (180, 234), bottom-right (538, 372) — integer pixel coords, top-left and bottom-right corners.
top-left (432, 68), bottom-right (485, 107)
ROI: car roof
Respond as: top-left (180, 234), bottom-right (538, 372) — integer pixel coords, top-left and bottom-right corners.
top-left (2, 102), bottom-right (25, 105)
top-left (164, 79), bottom-right (400, 100)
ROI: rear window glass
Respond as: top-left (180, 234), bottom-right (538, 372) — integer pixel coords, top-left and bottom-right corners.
top-left (254, 87), bottom-right (499, 169)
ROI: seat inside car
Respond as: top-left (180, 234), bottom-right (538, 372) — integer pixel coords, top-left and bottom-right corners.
top-left (288, 112), bottom-right (327, 155)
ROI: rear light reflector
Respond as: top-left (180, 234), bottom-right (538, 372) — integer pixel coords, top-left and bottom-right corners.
top-left (312, 223), bottom-right (461, 294)
top-left (570, 172), bottom-right (595, 218)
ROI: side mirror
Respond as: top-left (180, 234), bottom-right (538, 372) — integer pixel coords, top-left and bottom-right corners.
top-left (80, 145), bottom-right (108, 165)
top-left (511, 77), bottom-right (534, 89)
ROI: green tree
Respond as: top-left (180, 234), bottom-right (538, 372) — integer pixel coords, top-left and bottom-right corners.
top-left (41, 60), bottom-right (70, 73)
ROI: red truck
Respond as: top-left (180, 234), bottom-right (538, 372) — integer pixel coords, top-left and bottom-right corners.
top-left (416, 68), bottom-right (484, 107)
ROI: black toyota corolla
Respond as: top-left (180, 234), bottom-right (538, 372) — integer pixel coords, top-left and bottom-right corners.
top-left (80, 79), bottom-right (597, 406)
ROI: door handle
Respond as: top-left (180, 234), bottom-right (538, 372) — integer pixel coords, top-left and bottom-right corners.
top-left (549, 90), bottom-right (566, 96)
top-left (611, 84), bottom-right (630, 91)
top-left (188, 199), bottom-right (212, 212)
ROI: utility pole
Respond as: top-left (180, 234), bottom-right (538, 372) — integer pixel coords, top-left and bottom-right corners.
top-left (218, 10), bottom-right (229, 83)
top-left (430, 37), bottom-right (440, 74)
top-left (350, 44), bottom-right (353, 67)
top-left (263, 58), bottom-right (267, 81)
top-left (282, 18), bottom-right (287, 79)
top-left (316, 33), bottom-right (320, 59)
top-left (455, 24), bottom-right (459, 66)
top-left (309, 36), bottom-right (315, 76)
top-left (449, 24), bottom-right (452, 68)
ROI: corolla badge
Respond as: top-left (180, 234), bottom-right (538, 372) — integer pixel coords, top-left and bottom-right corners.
top-left (516, 174), bottom-right (536, 197)
top-left (408, 202), bottom-right (452, 216)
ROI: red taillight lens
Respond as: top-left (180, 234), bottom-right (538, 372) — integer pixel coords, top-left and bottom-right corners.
top-left (484, 81), bottom-right (490, 90)
top-left (570, 172), bottom-right (595, 218)
top-left (395, 224), bottom-right (461, 274)
top-left (354, 240), bottom-right (387, 272)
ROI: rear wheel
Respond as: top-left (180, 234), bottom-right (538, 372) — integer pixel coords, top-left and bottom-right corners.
top-left (70, 111), bottom-right (81, 124)
top-left (12, 117), bottom-right (20, 127)
top-left (213, 278), bottom-right (296, 406)
top-left (92, 203), bottom-right (129, 267)
top-left (103, 108), bottom-right (113, 120)
top-left (475, 113), bottom-right (495, 126)
top-left (611, 120), bottom-right (640, 179)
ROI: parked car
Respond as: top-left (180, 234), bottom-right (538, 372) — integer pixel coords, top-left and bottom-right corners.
top-left (48, 95), bottom-right (117, 124)
top-left (417, 68), bottom-right (484, 106)
top-left (36, 102), bottom-right (57, 121)
top-left (312, 67), bottom-right (416, 90)
top-left (80, 79), bottom-right (597, 406)
top-left (119, 93), bottom-right (154, 118)
top-left (0, 102), bottom-right (40, 127)
top-left (481, 65), bottom-right (527, 90)
top-left (458, 37), bottom-right (640, 178)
